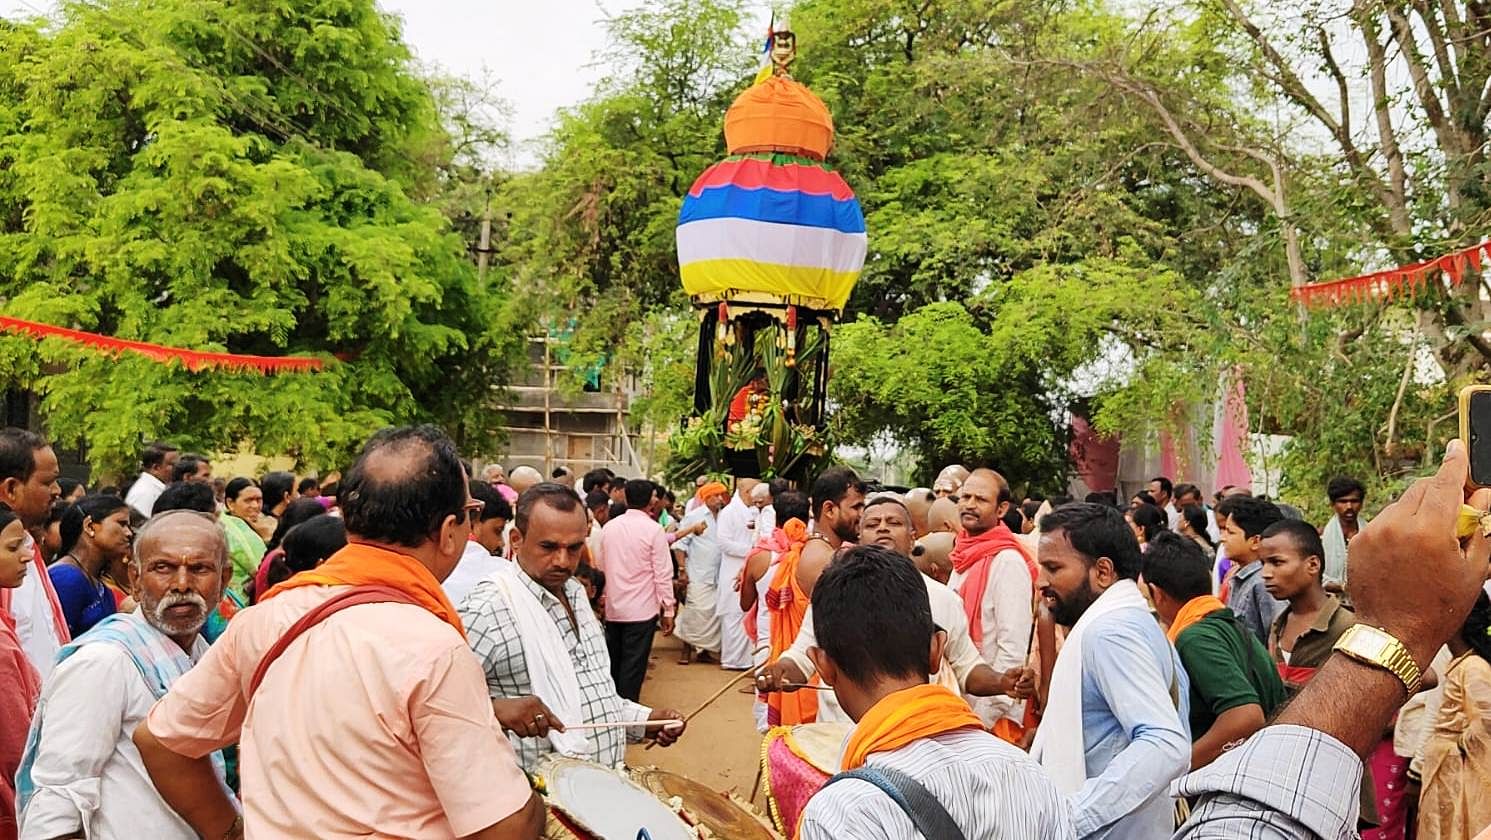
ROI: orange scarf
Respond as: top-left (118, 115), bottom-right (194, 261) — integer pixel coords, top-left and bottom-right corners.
top-left (841, 683), bottom-right (983, 770)
top-left (1165, 594), bottom-right (1226, 643)
top-left (262, 541), bottom-right (467, 640)
top-left (766, 519), bottom-right (816, 725)
top-left (949, 524), bottom-right (1034, 647)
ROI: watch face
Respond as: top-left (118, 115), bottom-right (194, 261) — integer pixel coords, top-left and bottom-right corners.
top-left (1358, 633), bottom-right (1390, 658)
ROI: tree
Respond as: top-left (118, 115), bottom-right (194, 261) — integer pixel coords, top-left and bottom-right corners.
top-left (490, 0), bottom-right (753, 389)
top-left (0, 0), bottom-right (519, 476)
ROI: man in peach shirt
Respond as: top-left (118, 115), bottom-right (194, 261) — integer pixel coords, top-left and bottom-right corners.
top-left (133, 426), bottom-right (544, 839)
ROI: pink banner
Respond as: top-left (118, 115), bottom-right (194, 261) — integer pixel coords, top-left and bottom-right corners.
top-left (1213, 373), bottom-right (1252, 493)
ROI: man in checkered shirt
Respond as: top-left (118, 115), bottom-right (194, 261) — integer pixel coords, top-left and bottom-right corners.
top-left (458, 483), bottom-right (686, 772)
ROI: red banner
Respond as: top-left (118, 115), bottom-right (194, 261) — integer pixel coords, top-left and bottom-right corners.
top-left (1290, 240), bottom-right (1491, 308)
top-left (0, 316), bottom-right (324, 374)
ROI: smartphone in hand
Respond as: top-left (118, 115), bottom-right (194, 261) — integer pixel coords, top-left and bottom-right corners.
top-left (1458, 385), bottom-right (1491, 488)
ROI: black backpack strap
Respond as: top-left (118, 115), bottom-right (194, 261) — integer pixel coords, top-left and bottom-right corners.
top-left (823, 766), bottom-right (967, 840)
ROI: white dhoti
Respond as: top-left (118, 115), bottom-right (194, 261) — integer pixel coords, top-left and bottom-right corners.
top-left (715, 554), bottom-right (753, 669)
top-left (675, 577), bottom-right (721, 653)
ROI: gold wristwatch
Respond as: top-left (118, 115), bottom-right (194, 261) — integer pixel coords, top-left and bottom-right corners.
top-left (1332, 625), bottom-right (1421, 695)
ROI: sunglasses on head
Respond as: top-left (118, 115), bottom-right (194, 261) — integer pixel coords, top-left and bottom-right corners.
top-left (462, 499), bottom-right (486, 525)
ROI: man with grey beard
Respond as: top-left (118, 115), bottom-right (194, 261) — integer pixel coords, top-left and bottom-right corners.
top-left (15, 511), bottom-right (231, 840)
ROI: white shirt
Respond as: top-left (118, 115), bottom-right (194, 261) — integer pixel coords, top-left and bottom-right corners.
top-left (443, 540), bottom-right (506, 609)
top-left (12, 535), bottom-right (62, 681)
top-left (20, 635), bottom-right (210, 840)
top-left (672, 506), bottom-right (719, 586)
top-left (714, 494), bottom-right (756, 615)
top-left (781, 574), bottom-right (986, 695)
top-left (757, 504), bottom-right (776, 537)
top-left (946, 548), bottom-right (1032, 726)
top-left (1164, 502), bottom-right (1182, 531)
top-left (124, 472), bottom-right (165, 519)
top-left (586, 520), bottom-right (604, 571)
top-left (1206, 506), bottom-right (1222, 542)
top-left (715, 493), bottom-right (755, 564)
top-left (798, 729), bottom-right (1073, 839)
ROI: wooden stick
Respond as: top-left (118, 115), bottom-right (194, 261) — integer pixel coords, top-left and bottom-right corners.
top-left (646, 647), bottom-right (770, 749)
top-left (685, 667), bottom-right (761, 722)
top-left (561, 719), bottom-right (683, 731)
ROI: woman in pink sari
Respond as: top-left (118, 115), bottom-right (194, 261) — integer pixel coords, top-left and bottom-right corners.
top-left (0, 507), bottom-right (43, 840)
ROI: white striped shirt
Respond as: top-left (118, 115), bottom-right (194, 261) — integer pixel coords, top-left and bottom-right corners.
top-left (798, 728), bottom-right (1073, 839)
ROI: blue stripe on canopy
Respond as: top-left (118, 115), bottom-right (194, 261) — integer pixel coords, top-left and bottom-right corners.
top-left (678, 184), bottom-right (866, 234)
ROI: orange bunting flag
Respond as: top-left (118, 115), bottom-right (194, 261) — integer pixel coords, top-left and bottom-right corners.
top-left (1290, 239), bottom-right (1490, 310)
top-left (0, 315), bottom-right (325, 374)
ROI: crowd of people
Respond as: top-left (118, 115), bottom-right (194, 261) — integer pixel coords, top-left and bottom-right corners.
top-left (0, 424), bottom-right (1488, 839)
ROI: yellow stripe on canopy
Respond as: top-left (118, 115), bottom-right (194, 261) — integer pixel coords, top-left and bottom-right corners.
top-left (680, 259), bottom-right (861, 311)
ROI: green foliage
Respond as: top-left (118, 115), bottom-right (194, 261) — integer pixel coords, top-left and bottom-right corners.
top-left (0, 0), bottom-right (519, 476)
top-left (491, 0), bottom-right (753, 368)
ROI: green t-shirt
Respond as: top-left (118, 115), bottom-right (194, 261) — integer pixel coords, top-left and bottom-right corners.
top-left (1174, 607), bottom-right (1287, 739)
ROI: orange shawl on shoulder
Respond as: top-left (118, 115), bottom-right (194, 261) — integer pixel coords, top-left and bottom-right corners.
top-left (841, 683), bottom-right (983, 770)
top-left (765, 519), bottom-right (815, 725)
top-left (262, 541), bottom-right (467, 640)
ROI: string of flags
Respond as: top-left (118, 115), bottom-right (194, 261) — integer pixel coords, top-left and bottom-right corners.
top-left (0, 315), bottom-right (325, 374)
top-left (1290, 239), bottom-right (1490, 308)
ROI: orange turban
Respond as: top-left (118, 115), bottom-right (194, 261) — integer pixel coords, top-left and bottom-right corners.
top-left (699, 481), bottom-right (729, 500)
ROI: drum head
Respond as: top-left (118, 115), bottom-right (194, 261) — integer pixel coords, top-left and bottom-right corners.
top-left (539, 758), bottom-right (695, 840)
top-left (632, 768), bottom-right (779, 840)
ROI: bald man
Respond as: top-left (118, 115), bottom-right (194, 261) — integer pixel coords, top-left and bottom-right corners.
top-left (136, 426), bottom-right (543, 838)
top-left (950, 468), bottom-right (1035, 737)
top-left (762, 496), bottom-right (1027, 723)
top-left (933, 464), bottom-right (969, 499)
top-left (508, 466), bottom-right (543, 495)
top-left (927, 497), bottom-right (960, 534)
top-left (904, 488), bottom-right (935, 537)
top-left (913, 531), bottom-right (954, 585)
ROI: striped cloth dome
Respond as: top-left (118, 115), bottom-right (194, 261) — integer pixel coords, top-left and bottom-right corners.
top-left (676, 153), bottom-right (866, 312)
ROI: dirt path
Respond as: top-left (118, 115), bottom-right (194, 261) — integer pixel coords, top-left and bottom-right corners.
top-left (625, 632), bottom-right (764, 799)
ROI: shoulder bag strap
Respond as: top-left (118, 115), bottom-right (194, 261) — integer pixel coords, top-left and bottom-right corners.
top-left (248, 584), bottom-right (421, 698)
top-left (823, 765), bottom-right (967, 840)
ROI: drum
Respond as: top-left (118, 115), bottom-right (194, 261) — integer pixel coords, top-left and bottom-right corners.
top-left (631, 767), bottom-right (780, 840)
top-left (535, 757), bottom-right (696, 840)
top-left (760, 722), bottom-right (850, 835)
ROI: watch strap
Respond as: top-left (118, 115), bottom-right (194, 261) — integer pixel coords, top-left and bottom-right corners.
top-left (1332, 624), bottom-right (1421, 695)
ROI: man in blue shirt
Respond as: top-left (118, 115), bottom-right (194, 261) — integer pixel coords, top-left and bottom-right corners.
top-left (1031, 502), bottom-right (1190, 838)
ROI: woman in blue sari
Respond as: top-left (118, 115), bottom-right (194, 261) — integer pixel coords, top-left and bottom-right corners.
top-left (48, 495), bottom-right (133, 637)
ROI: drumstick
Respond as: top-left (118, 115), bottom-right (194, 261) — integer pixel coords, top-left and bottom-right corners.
top-left (560, 719), bottom-right (684, 731)
top-left (684, 645), bottom-right (773, 722)
top-left (779, 682), bottom-right (833, 691)
top-left (645, 647), bottom-right (770, 749)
